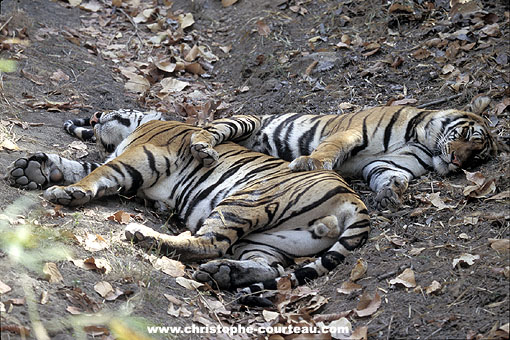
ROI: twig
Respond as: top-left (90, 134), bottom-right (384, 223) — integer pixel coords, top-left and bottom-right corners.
top-left (424, 327), bottom-right (443, 340)
top-left (417, 93), bottom-right (463, 109)
top-left (386, 314), bottom-right (394, 340)
top-left (117, 8), bottom-right (143, 47)
top-left (377, 264), bottom-right (409, 281)
top-left (0, 15), bottom-right (14, 33)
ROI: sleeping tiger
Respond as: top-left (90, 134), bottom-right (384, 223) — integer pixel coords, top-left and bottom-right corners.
top-left (5, 109), bottom-right (370, 306)
top-left (190, 106), bottom-right (498, 210)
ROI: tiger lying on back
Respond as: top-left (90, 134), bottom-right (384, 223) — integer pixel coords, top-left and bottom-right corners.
top-left (5, 110), bottom-right (370, 306)
top-left (190, 106), bottom-right (497, 210)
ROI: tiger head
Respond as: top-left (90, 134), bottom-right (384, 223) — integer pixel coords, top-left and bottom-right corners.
top-left (433, 111), bottom-right (497, 175)
top-left (90, 109), bottom-right (162, 155)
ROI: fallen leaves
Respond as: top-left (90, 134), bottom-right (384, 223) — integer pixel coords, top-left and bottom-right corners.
top-left (389, 268), bottom-right (417, 288)
top-left (93, 281), bottom-right (125, 301)
top-left (354, 291), bottom-right (382, 317)
top-left (0, 280), bottom-right (12, 294)
top-left (463, 170), bottom-right (496, 198)
top-left (256, 20), bottom-right (271, 37)
top-left (489, 238), bottom-right (510, 254)
top-left (43, 262), bottom-right (64, 283)
top-left (452, 253), bottom-right (480, 268)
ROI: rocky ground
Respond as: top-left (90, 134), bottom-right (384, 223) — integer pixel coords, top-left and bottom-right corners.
top-left (0, 0), bottom-right (509, 339)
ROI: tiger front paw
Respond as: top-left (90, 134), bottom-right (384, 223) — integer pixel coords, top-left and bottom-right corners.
top-left (289, 156), bottom-right (333, 171)
top-left (5, 153), bottom-right (64, 190)
top-left (43, 185), bottom-right (92, 206)
top-left (375, 177), bottom-right (408, 211)
top-left (190, 141), bottom-right (218, 167)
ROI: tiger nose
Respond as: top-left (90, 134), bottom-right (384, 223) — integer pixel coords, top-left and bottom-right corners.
top-left (90, 111), bottom-right (103, 127)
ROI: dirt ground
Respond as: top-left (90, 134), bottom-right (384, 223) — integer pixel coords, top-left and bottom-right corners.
top-left (0, 0), bottom-right (509, 339)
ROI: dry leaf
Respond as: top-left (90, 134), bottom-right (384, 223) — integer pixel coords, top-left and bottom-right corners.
top-left (155, 59), bottom-right (176, 73)
top-left (389, 268), bottom-right (416, 288)
top-left (79, 0), bottom-right (102, 12)
top-left (329, 317), bottom-right (352, 339)
top-left (0, 324), bottom-right (30, 336)
top-left (201, 297), bottom-right (231, 316)
top-left (66, 305), bottom-right (82, 314)
top-left (175, 277), bottom-right (204, 290)
top-left (94, 281), bottom-right (123, 301)
top-left (350, 259), bottom-right (367, 281)
top-left (178, 13), bottom-right (194, 29)
top-left (256, 20), bottom-right (271, 36)
top-left (184, 45), bottom-right (199, 62)
top-left (107, 210), bottom-right (132, 224)
top-left (71, 257), bottom-right (112, 274)
top-left (83, 233), bottom-right (108, 251)
top-left (0, 280), bottom-right (12, 294)
top-left (153, 256), bottom-right (186, 277)
top-left (351, 326), bottom-right (368, 340)
top-left (43, 262), bottom-right (63, 283)
top-left (160, 78), bottom-right (190, 93)
top-left (337, 281), bottom-right (362, 295)
top-left (124, 75), bottom-right (150, 93)
top-left (68, 0), bottom-right (82, 6)
top-left (425, 280), bottom-right (442, 294)
top-left (488, 238), bottom-right (510, 254)
top-left (50, 69), bottom-right (70, 82)
top-left (452, 253), bottom-right (480, 268)
top-left (487, 191), bottom-right (510, 200)
top-left (355, 291), bottom-right (382, 317)
top-left (0, 139), bottom-right (21, 151)
top-left (262, 310), bottom-right (279, 322)
top-left (222, 0), bottom-right (238, 6)
top-left (391, 98), bottom-right (417, 106)
top-left (40, 291), bottom-right (49, 304)
top-left (409, 247), bottom-right (426, 256)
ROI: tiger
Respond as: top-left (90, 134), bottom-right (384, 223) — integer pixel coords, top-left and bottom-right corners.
top-left (5, 109), bottom-right (370, 306)
top-left (189, 106), bottom-right (498, 210)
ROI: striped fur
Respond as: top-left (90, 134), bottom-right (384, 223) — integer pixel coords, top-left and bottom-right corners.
top-left (5, 110), bottom-right (370, 306)
top-left (191, 106), bottom-right (497, 210)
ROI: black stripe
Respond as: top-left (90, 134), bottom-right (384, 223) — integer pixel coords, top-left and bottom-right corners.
top-left (383, 108), bottom-right (404, 152)
top-left (350, 116), bottom-right (368, 156)
top-left (294, 267), bottom-right (319, 285)
top-left (321, 251), bottom-right (345, 271)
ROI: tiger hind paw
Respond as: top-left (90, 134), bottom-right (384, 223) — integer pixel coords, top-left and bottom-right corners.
top-left (193, 259), bottom-right (280, 290)
top-left (5, 153), bottom-right (63, 190)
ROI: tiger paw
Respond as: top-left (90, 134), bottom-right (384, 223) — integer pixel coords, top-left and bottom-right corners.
top-left (190, 141), bottom-right (218, 167)
top-left (375, 177), bottom-right (407, 211)
top-left (289, 156), bottom-right (332, 171)
top-left (5, 153), bottom-right (64, 190)
top-left (124, 223), bottom-right (161, 248)
top-left (193, 259), bottom-right (279, 290)
top-left (43, 185), bottom-right (92, 206)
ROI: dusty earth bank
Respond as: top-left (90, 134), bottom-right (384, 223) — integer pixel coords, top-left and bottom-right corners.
top-left (0, 0), bottom-right (509, 339)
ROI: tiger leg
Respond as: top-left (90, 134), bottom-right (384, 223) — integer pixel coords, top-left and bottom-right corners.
top-left (42, 145), bottom-right (163, 206)
top-left (124, 204), bottom-right (258, 262)
top-left (193, 215), bottom-right (349, 290)
top-left (235, 212), bottom-right (370, 306)
top-left (5, 153), bottom-right (100, 190)
top-left (289, 129), bottom-right (363, 171)
top-left (190, 115), bottom-right (261, 166)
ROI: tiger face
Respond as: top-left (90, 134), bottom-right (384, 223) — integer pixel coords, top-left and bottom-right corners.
top-left (91, 109), bottom-right (162, 155)
top-left (433, 114), bottom-right (496, 175)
